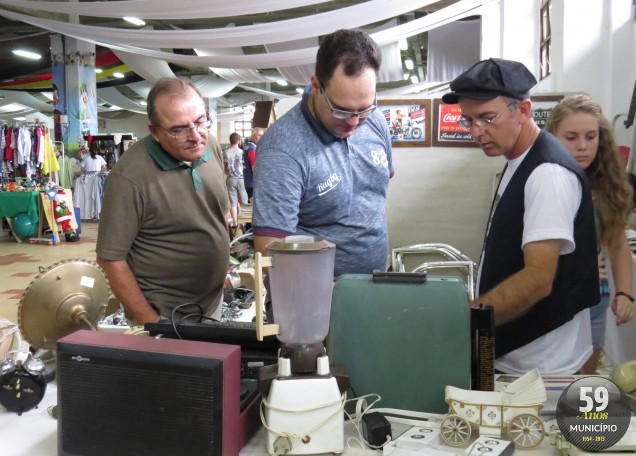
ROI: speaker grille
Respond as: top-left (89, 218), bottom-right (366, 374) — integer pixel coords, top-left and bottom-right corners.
top-left (58, 344), bottom-right (224, 456)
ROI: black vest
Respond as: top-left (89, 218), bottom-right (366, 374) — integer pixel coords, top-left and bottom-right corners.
top-left (479, 131), bottom-right (600, 357)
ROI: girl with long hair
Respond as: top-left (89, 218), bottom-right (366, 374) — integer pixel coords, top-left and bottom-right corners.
top-left (546, 94), bottom-right (636, 373)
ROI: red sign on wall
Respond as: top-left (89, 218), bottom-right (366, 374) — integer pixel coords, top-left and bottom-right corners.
top-left (433, 100), bottom-right (474, 147)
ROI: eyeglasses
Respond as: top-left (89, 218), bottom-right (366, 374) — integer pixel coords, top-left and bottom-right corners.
top-left (159, 118), bottom-right (211, 142)
top-left (457, 102), bottom-right (517, 131)
top-left (319, 81), bottom-right (377, 119)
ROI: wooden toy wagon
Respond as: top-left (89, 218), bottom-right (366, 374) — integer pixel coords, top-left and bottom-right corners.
top-left (440, 369), bottom-right (547, 448)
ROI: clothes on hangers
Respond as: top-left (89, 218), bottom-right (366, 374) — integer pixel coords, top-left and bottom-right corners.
top-left (73, 171), bottom-right (106, 220)
top-left (57, 153), bottom-right (74, 189)
top-left (1, 123), bottom-right (54, 179)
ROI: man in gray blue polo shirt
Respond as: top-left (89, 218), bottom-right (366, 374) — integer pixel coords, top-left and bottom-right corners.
top-left (252, 29), bottom-right (393, 277)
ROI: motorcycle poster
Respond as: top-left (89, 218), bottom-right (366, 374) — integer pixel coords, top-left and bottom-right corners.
top-left (379, 99), bottom-right (431, 147)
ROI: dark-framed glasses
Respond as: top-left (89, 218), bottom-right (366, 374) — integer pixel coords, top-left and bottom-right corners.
top-left (160, 118), bottom-right (211, 142)
top-left (319, 81), bottom-right (377, 120)
top-left (457, 102), bottom-right (517, 131)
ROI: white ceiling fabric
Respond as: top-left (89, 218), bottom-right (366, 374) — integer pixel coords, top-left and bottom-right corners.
top-left (0, 0), bottom-right (494, 69)
top-left (366, 19), bottom-right (405, 83)
top-left (0, 0), bottom-right (333, 20)
top-left (371, 0), bottom-right (494, 43)
top-left (217, 93), bottom-right (264, 107)
top-left (195, 46), bottom-right (272, 83)
top-left (97, 87), bottom-right (147, 114)
top-left (0, 89), bottom-right (54, 111)
top-left (207, 68), bottom-right (272, 83)
top-left (0, 0), bottom-right (497, 118)
top-left (217, 107), bottom-right (254, 122)
top-left (0, 0), bottom-right (441, 49)
top-left (266, 36), bottom-right (318, 86)
top-left (0, 102), bottom-right (31, 113)
top-left (113, 49), bottom-right (176, 82)
top-left (127, 81), bottom-right (153, 99)
top-left (236, 84), bottom-right (297, 99)
top-left (191, 75), bottom-right (239, 99)
top-left (379, 81), bottom-right (449, 95)
top-left (276, 66), bottom-right (314, 87)
top-left (427, 18), bottom-right (481, 82)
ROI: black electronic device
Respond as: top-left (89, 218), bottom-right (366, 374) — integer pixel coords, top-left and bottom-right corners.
top-left (0, 351), bottom-right (47, 415)
top-left (361, 412), bottom-right (392, 447)
top-left (144, 320), bottom-right (279, 380)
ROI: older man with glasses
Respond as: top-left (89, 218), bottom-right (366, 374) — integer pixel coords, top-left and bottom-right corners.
top-left (444, 58), bottom-right (599, 375)
top-left (252, 29), bottom-right (394, 277)
top-left (97, 77), bottom-right (230, 326)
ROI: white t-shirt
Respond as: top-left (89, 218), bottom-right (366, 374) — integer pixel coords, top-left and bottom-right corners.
top-left (484, 151), bottom-right (592, 374)
top-left (84, 155), bottom-right (107, 172)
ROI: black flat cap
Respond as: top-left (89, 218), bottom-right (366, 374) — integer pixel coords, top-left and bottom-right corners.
top-left (442, 58), bottom-right (537, 104)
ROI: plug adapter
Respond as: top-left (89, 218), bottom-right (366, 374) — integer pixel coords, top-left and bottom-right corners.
top-left (362, 412), bottom-right (392, 447)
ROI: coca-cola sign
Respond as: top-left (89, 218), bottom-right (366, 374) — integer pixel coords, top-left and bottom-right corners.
top-left (433, 100), bottom-right (475, 147)
top-left (442, 112), bottom-right (463, 123)
top-left (438, 104), bottom-right (472, 141)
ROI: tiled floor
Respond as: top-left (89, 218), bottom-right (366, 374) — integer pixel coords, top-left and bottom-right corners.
top-left (0, 221), bottom-right (100, 325)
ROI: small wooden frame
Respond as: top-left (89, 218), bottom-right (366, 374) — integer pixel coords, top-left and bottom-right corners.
top-left (378, 99), bottom-right (431, 147)
top-left (531, 95), bottom-right (564, 129)
top-left (432, 99), bottom-right (476, 148)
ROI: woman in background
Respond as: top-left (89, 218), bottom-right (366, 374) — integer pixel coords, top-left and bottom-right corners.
top-left (83, 141), bottom-right (108, 172)
top-left (546, 94), bottom-right (636, 373)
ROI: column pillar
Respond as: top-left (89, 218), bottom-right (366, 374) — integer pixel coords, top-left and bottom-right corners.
top-left (51, 35), bottom-right (98, 157)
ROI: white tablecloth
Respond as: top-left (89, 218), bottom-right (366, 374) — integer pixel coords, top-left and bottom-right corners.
top-left (0, 381), bottom-right (561, 456)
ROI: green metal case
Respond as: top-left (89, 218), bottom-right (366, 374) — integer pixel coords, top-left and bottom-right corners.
top-left (327, 274), bottom-right (471, 414)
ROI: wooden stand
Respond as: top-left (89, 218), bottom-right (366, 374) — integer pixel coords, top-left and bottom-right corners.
top-left (35, 190), bottom-right (78, 244)
top-left (4, 217), bottom-right (23, 243)
top-left (28, 237), bottom-right (55, 245)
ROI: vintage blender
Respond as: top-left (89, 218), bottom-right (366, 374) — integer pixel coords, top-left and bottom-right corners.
top-left (247, 235), bottom-right (350, 455)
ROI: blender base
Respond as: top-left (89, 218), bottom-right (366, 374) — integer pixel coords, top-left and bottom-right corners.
top-left (264, 376), bottom-right (344, 455)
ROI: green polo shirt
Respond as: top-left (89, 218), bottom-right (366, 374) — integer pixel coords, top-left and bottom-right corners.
top-left (146, 137), bottom-right (211, 190)
top-left (97, 135), bottom-right (230, 322)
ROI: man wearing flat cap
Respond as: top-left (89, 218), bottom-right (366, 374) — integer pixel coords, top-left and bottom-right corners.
top-left (443, 58), bottom-right (599, 375)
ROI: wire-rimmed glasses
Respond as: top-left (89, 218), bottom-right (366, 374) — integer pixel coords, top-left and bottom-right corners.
top-left (160, 118), bottom-right (211, 142)
top-left (456, 102), bottom-right (517, 131)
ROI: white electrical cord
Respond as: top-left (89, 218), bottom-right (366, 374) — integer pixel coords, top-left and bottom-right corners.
top-left (344, 394), bottom-right (392, 451)
top-left (259, 392), bottom-right (347, 444)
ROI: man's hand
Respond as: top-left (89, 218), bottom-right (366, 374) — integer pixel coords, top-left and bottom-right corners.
top-left (96, 257), bottom-right (161, 325)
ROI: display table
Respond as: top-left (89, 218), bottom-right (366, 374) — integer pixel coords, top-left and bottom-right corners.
top-left (237, 203), bottom-right (252, 226)
top-left (230, 203), bottom-right (253, 241)
top-left (0, 190), bottom-right (78, 243)
top-left (0, 191), bottom-right (40, 220)
top-left (0, 191), bottom-right (40, 242)
top-left (0, 382), bottom-right (561, 455)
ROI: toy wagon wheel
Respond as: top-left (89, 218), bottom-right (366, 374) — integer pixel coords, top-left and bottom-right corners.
top-left (440, 414), bottom-right (471, 446)
top-left (508, 413), bottom-right (545, 448)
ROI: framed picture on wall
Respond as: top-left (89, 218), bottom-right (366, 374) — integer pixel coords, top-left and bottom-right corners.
top-left (531, 95), bottom-right (564, 129)
top-left (432, 99), bottom-right (475, 148)
top-left (378, 99), bottom-right (431, 147)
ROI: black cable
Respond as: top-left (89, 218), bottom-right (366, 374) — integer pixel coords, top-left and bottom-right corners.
top-left (170, 303), bottom-right (204, 339)
top-left (625, 79), bottom-right (636, 128)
